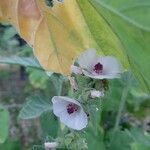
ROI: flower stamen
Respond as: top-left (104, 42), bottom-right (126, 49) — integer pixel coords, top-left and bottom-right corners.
top-left (67, 103), bottom-right (78, 114)
top-left (93, 62), bottom-right (103, 74)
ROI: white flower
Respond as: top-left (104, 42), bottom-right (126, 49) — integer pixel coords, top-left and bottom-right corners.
top-left (44, 142), bottom-right (58, 150)
top-left (76, 49), bottom-right (123, 79)
top-left (90, 90), bottom-right (104, 98)
top-left (52, 96), bottom-right (88, 130)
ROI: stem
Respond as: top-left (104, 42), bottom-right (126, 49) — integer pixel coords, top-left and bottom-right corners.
top-left (114, 84), bottom-right (129, 131)
top-left (110, 73), bottom-right (132, 145)
top-left (114, 73), bottom-right (132, 131)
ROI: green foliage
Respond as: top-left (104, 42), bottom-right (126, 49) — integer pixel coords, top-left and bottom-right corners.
top-left (108, 130), bottom-right (133, 150)
top-left (0, 56), bottom-right (41, 69)
top-left (18, 95), bottom-right (51, 119)
top-left (27, 68), bottom-right (51, 89)
top-left (65, 133), bottom-right (87, 150)
top-left (40, 112), bottom-right (59, 138)
top-left (106, 128), bottom-right (150, 150)
top-left (131, 143), bottom-right (150, 150)
top-left (48, 73), bottom-right (69, 97)
top-left (84, 128), bottom-right (105, 150)
top-left (0, 139), bottom-right (21, 150)
top-left (0, 24), bottom-right (19, 53)
top-left (128, 128), bottom-right (150, 148)
top-left (0, 105), bottom-right (9, 144)
top-left (89, 0), bottom-right (150, 92)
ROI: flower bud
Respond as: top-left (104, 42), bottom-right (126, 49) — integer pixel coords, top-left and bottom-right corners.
top-left (44, 142), bottom-right (58, 150)
top-left (90, 90), bottom-right (104, 98)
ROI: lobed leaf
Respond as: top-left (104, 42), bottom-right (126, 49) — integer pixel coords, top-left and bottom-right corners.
top-left (18, 95), bottom-right (51, 119)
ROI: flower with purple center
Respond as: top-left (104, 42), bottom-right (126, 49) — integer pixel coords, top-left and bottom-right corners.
top-left (71, 49), bottom-right (123, 79)
top-left (52, 96), bottom-right (88, 130)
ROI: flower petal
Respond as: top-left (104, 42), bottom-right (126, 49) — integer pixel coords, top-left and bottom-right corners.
top-left (53, 96), bottom-right (82, 107)
top-left (71, 65), bottom-right (82, 74)
top-left (60, 109), bottom-right (87, 130)
top-left (78, 49), bottom-right (97, 70)
top-left (59, 111), bottom-right (77, 129)
top-left (83, 69), bottom-right (121, 79)
top-left (52, 96), bottom-right (68, 116)
top-left (99, 56), bottom-right (123, 75)
top-left (52, 96), bottom-right (88, 130)
top-left (74, 109), bottom-right (88, 130)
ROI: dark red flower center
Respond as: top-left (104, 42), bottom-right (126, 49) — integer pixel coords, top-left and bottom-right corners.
top-left (93, 62), bottom-right (103, 74)
top-left (67, 103), bottom-right (78, 114)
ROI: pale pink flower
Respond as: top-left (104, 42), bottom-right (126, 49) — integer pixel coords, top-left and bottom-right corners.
top-left (52, 96), bottom-right (87, 130)
top-left (75, 49), bottom-right (123, 79)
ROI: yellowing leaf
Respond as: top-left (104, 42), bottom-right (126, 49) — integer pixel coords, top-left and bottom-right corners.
top-left (18, 0), bottom-right (42, 45)
top-left (34, 0), bottom-right (100, 73)
top-left (0, 0), bottom-right (127, 75)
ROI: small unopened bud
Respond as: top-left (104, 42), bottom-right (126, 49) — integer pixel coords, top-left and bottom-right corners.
top-left (71, 65), bottom-right (82, 75)
top-left (90, 90), bottom-right (104, 98)
top-left (44, 142), bottom-right (58, 150)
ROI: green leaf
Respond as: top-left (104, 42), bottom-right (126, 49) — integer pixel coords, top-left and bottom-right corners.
top-left (127, 128), bottom-right (150, 147)
top-left (108, 130), bottom-right (133, 150)
top-left (0, 139), bottom-right (21, 150)
top-left (40, 112), bottom-right (59, 138)
top-left (27, 68), bottom-right (50, 89)
top-left (18, 95), bottom-right (51, 119)
top-left (76, 0), bottom-right (128, 67)
top-left (102, 78), bottom-right (124, 112)
top-left (0, 56), bottom-right (42, 69)
top-left (89, 0), bottom-right (150, 92)
top-left (0, 105), bottom-right (9, 144)
top-left (84, 127), bottom-right (105, 150)
top-left (49, 74), bottom-right (69, 96)
top-left (131, 143), bottom-right (150, 150)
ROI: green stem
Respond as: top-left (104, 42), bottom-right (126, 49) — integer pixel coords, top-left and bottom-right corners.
top-left (114, 84), bottom-right (129, 131)
top-left (114, 73), bottom-right (132, 131)
top-left (110, 73), bottom-right (132, 146)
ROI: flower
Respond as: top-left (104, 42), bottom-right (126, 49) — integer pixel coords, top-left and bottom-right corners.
top-left (90, 90), bottom-right (104, 98)
top-left (52, 96), bottom-right (88, 130)
top-left (73, 49), bottom-right (123, 79)
top-left (44, 142), bottom-right (58, 150)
